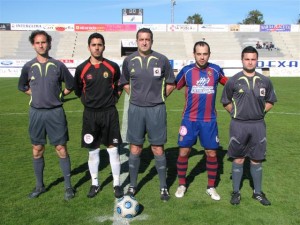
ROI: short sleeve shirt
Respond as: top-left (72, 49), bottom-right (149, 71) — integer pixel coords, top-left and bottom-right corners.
top-left (18, 57), bottom-right (74, 109)
top-left (221, 71), bottom-right (277, 120)
top-left (120, 51), bottom-right (175, 107)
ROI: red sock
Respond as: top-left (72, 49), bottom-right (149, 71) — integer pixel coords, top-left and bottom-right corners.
top-left (206, 156), bottom-right (218, 188)
top-left (177, 155), bottom-right (188, 186)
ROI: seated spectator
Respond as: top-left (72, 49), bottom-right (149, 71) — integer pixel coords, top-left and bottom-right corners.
top-left (269, 42), bottom-right (275, 50)
top-left (256, 41), bottom-right (262, 49)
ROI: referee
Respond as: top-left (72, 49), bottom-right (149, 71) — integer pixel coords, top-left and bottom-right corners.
top-left (120, 28), bottom-right (175, 201)
top-left (221, 46), bottom-right (277, 206)
top-left (18, 30), bottom-right (75, 200)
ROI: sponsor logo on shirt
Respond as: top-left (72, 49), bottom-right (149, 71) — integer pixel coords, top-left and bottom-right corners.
top-left (87, 74), bottom-right (93, 80)
top-left (192, 77), bottom-right (214, 94)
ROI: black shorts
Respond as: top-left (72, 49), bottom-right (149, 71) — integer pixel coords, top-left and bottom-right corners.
top-left (228, 119), bottom-right (267, 160)
top-left (81, 106), bottom-right (122, 148)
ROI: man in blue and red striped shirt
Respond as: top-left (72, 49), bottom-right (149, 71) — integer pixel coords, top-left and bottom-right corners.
top-left (175, 41), bottom-right (227, 200)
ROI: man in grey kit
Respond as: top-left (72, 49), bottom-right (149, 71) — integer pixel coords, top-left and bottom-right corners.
top-left (221, 46), bottom-right (277, 206)
top-left (18, 30), bottom-right (75, 200)
top-left (120, 28), bottom-right (175, 201)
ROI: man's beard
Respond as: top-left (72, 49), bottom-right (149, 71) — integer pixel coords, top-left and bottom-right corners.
top-left (243, 67), bottom-right (255, 73)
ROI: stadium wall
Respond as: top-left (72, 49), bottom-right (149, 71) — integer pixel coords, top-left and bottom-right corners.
top-left (1, 23), bottom-right (299, 77)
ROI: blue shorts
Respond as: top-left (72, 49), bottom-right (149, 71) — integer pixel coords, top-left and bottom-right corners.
top-left (177, 119), bottom-right (219, 149)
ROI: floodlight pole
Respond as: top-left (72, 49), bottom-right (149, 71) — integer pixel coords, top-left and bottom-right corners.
top-left (171, 0), bottom-right (176, 24)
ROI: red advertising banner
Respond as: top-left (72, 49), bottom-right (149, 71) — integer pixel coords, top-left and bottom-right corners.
top-left (74, 24), bottom-right (137, 32)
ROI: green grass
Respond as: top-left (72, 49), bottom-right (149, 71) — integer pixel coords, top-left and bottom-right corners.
top-left (0, 77), bottom-right (299, 225)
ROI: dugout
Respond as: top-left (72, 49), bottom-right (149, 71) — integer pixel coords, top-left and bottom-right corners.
top-left (121, 39), bottom-right (137, 57)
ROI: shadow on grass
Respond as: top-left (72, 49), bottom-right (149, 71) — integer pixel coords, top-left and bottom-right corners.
top-left (46, 149), bottom-right (115, 192)
top-left (166, 146), bottom-right (228, 189)
top-left (228, 157), bottom-right (266, 191)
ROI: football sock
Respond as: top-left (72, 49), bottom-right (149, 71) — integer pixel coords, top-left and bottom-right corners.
top-left (59, 156), bottom-right (72, 188)
top-left (107, 146), bottom-right (121, 187)
top-left (88, 148), bottom-right (100, 186)
top-left (177, 155), bottom-right (188, 186)
top-left (129, 152), bottom-right (140, 187)
top-left (33, 157), bottom-right (45, 188)
top-left (154, 153), bottom-right (167, 189)
top-left (206, 156), bottom-right (218, 188)
top-left (232, 162), bottom-right (243, 192)
top-left (250, 162), bottom-right (263, 194)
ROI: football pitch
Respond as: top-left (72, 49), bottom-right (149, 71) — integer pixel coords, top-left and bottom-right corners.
top-left (0, 77), bottom-right (299, 225)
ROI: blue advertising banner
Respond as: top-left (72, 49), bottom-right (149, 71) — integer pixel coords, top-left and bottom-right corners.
top-left (260, 24), bottom-right (291, 32)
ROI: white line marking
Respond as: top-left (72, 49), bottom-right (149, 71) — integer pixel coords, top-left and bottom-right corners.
top-left (112, 94), bottom-right (131, 225)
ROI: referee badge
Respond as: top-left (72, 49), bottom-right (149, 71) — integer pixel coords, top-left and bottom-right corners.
top-left (153, 67), bottom-right (161, 76)
top-left (260, 88), bottom-right (266, 96)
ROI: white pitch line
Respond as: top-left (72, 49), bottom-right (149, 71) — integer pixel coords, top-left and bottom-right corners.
top-left (112, 94), bottom-right (131, 225)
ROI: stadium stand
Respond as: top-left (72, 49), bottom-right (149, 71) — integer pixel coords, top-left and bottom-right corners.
top-left (0, 30), bottom-right (299, 60)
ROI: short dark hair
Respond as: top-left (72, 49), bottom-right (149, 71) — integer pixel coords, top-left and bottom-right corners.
top-left (193, 41), bottom-right (210, 53)
top-left (29, 30), bottom-right (52, 45)
top-left (241, 46), bottom-right (258, 59)
top-left (136, 28), bottom-right (153, 40)
top-left (88, 33), bottom-right (105, 46)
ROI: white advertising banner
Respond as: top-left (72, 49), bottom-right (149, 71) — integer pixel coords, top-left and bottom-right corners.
top-left (136, 24), bottom-right (167, 32)
top-left (167, 24), bottom-right (198, 32)
top-left (198, 24), bottom-right (229, 32)
top-left (10, 23), bottom-right (75, 31)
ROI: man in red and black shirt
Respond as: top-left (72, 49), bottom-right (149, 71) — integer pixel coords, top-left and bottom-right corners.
top-left (74, 33), bottom-right (123, 199)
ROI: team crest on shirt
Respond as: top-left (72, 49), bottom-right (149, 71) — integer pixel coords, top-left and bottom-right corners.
top-left (207, 71), bottom-right (212, 76)
top-left (87, 74), bottom-right (93, 80)
top-left (84, 134), bottom-right (94, 144)
top-left (179, 126), bottom-right (188, 136)
top-left (260, 88), bottom-right (266, 96)
top-left (103, 71), bottom-right (109, 78)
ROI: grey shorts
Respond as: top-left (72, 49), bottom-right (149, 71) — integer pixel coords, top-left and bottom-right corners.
top-left (29, 107), bottom-right (69, 145)
top-left (228, 119), bottom-right (266, 160)
top-left (127, 103), bottom-right (167, 145)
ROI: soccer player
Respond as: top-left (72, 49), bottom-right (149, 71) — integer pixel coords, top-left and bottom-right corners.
top-left (18, 30), bottom-right (75, 200)
top-left (120, 28), bottom-right (176, 201)
top-left (175, 41), bottom-right (227, 200)
top-left (221, 46), bottom-right (277, 206)
top-left (73, 33), bottom-right (123, 198)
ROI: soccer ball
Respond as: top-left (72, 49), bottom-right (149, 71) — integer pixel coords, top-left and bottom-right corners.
top-left (116, 195), bottom-right (140, 218)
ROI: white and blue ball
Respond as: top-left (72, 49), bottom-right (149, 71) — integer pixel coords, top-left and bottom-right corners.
top-left (116, 195), bottom-right (140, 218)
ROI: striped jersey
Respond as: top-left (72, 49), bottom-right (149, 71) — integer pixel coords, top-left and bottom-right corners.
top-left (176, 62), bottom-right (227, 122)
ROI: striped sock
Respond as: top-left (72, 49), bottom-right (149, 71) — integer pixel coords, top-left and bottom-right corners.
top-left (177, 155), bottom-right (188, 186)
top-left (206, 156), bottom-right (218, 188)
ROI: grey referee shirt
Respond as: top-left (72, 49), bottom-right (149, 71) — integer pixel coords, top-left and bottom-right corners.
top-left (18, 57), bottom-right (74, 109)
top-left (221, 71), bottom-right (277, 120)
top-left (120, 51), bottom-right (175, 107)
